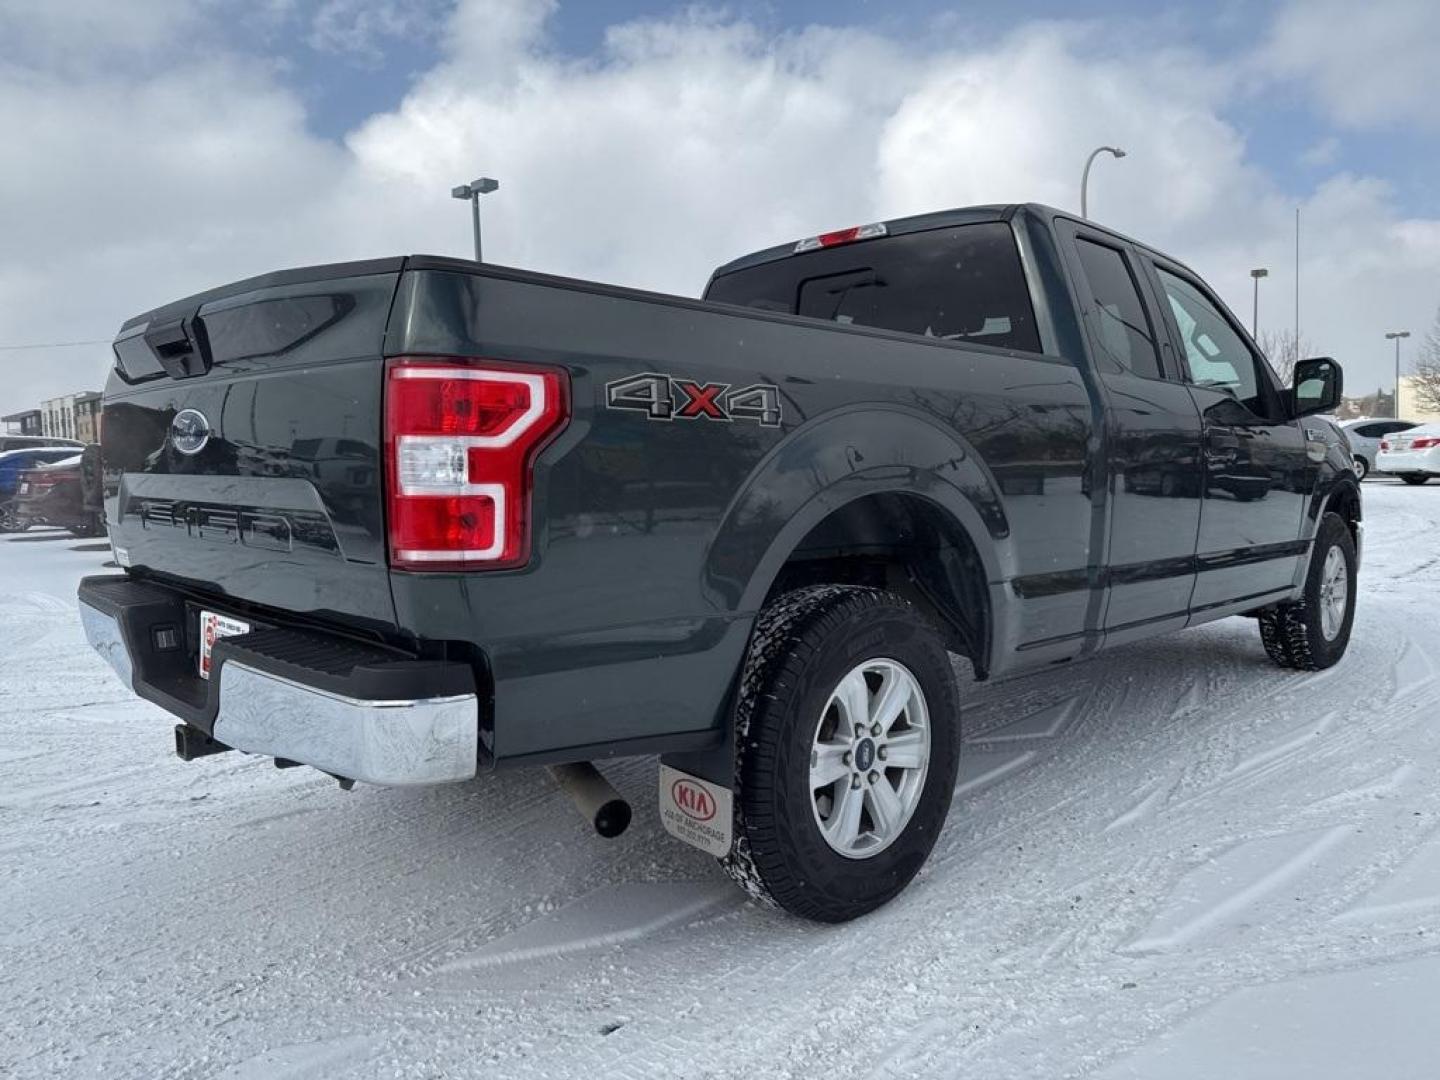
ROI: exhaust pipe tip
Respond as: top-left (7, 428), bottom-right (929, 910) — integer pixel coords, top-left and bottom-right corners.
top-left (547, 762), bottom-right (632, 839)
top-left (594, 797), bottom-right (632, 839)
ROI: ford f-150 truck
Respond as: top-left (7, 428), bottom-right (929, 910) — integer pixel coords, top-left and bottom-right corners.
top-left (78, 204), bottom-right (1360, 922)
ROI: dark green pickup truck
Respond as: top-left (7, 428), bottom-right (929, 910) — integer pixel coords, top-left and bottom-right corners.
top-left (79, 203), bottom-right (1360, 921)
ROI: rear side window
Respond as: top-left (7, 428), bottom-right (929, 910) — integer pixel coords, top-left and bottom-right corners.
top-left (706, 222), bottom-right (1042, 353)
top-left (1073, 239), bottom-right (1162, 379)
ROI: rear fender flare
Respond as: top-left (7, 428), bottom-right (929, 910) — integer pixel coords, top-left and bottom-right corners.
top-left (703, 404), bottom-right (1012, 614)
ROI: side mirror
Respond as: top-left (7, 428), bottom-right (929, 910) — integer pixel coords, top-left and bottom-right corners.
top-left (1293, 356), bottom-right (1342, 418)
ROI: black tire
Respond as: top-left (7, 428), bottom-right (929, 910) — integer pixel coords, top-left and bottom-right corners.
top-left (1257, 512), bottom-right (1356, 671)
top-left (720, 585), bottom-right (960, 922)
top-left (70, 512), bottom-right (105, 538)
top-left (1353, 457), bottom-right (1369, 481)
top-left (1401, 474), bottom-right (1430, 486)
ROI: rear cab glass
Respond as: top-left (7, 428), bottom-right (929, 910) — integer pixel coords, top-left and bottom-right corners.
top-left (705, 221), bottom-right (1043, 354)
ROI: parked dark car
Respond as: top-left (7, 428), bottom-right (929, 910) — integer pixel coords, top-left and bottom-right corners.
top-left (12, 449), bottom-right (104, 536)
top-left (0, 446), bottom-right (89, 531)
top-left (78, 203), bottom-right (1359, 922)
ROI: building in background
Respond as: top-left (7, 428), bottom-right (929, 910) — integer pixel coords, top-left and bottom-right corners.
top-left (1398, 375), bottom-right (1440, 425)
top-left (38, 392), bottom-right (102, 442)
top-left (41, 395), bottom-right (79, 440)
top-left (73, 392), bottom-right (102, 443)
top-left (2, 409), bottom-right (43, 436)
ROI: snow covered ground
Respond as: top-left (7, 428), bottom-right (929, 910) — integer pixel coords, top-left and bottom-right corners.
top-left (3, 479), bottom-right (1439, 1079)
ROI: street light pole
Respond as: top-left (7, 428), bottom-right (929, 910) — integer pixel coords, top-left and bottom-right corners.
top-left (1386, 330), bottom-right (1411, 418)
top-left (1080, 146), bottom-right (1126, 219)
top-left (1249, 267), bottom-right (1268, 339)
top-left (451, 177), bottom-right (499, 262)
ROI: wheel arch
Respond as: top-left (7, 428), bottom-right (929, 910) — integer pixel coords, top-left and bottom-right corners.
top-left (1297, 475), bottom-right (1363, 588)
top-left (761, 490), bottom-right (997, 676)
top-left (702, 405), bottom-right (1013, 679)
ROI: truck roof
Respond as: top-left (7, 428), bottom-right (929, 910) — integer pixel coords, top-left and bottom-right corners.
top-left (708, 202), bottom-right (1191, 283)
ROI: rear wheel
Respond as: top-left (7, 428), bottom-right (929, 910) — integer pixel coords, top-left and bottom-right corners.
top-left (721, 585), bottom-right (960, 922)
top-left (1353, 457), bottom-right (1369, 480)
top-left (1401, 473), bottom-right (1431, 486)
top-left (0, 503), bottom-right (28, 533)
top-left (1257, 512), bottom-right (1356, 671)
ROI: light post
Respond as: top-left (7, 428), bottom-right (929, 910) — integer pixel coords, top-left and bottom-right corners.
top-left (1080, 146), bottom-right (1126, 219)
top-left (1249, 268), bottom-right (1268, 339)
top-left (451, 177), bottom-right (499, 262)
top-left (1386, 330), bottom-right (1410, 418)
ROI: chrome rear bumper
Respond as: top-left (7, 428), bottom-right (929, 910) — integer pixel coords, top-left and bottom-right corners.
top-left (78, 596), bottom-right (479, 787)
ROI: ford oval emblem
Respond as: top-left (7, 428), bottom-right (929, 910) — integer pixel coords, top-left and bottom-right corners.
top-left (170, 408), bottom-right (211, 456)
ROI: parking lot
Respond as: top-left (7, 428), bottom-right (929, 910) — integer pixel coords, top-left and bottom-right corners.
top-left (3, 477), bottom-right (1440, 1079)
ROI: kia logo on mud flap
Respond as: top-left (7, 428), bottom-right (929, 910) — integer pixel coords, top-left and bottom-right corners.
top-left (170, 409), bottom-right (211, 456)
top-left (671, 779), bottom-right (716, 822)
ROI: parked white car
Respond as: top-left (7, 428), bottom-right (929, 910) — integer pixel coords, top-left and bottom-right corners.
top-left (1342, 418), bottom-right (1418, 479)
top-left (1376, 423), bottom-right (1440, 485)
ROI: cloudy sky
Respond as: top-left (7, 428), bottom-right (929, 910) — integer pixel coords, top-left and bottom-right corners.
top-left (2, 0), bottom-right (1438, 418)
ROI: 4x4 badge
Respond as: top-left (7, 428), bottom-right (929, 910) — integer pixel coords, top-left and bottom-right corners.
top-left (605, 373), bottom-right (781, 427)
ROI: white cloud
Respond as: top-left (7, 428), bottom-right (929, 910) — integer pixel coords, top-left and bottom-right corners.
top-left (307, 0), bottom-right (449, 64)
top-left (1259, 0), bottom-right (1440, 131)
top-left (0, 0), bottom-right (201, 66)
top-left (2, 0), bottom-right (1439, 420)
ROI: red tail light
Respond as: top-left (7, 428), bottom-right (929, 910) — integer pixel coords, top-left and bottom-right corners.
top-left (1380, 441), bottom-right (1390, 451)
top-left (384, 358), bottom-right (568, 570)
top-left (1413, 437), bottom-right (1440, 450)
top-left (20, 470), bottom-right (59, 495)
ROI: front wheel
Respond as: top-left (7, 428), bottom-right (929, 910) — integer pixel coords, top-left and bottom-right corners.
top-left (1257, 512), bottom-right (1356, 671)
top-left (68, 513), bottom-right (104, 538)
top-left (720, 585), bottom-right (960, 922)
top-left (1401, 473), bottom-right (1431, 486)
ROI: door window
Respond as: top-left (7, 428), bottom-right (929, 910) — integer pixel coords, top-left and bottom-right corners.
top-left (1073, 239), bottom-right (1162, 379)
top-left (1157, 268), bottom-right (1274, 417)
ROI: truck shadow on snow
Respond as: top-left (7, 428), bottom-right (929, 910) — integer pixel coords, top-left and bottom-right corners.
top-left (202, 615), bottom-right (1299, 973)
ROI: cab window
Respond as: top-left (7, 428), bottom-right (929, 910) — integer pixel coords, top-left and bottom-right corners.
top-left (1157, 268), bottom-right (1276, 418)
top-left (706, 222), bottom-right (1043, 354)
top-left (1073, 239), bottom-right (1162, 379)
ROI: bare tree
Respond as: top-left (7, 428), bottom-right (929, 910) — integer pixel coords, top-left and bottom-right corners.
top-left (1339, 388), bottom-right (1394, 420)
top-left (1256, 330), bottom-right (1312, 386)
top-left (1412, 305), bottom-right (1440, 415)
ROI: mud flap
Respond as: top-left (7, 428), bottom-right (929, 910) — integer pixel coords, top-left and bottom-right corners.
top-left (658, 765), bottom-right (733, 858)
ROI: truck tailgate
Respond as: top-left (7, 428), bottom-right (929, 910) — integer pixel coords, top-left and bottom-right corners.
top-left (102, 260), bottom-right (403, 634)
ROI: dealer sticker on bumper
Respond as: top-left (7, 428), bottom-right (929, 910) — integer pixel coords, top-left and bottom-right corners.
top-left (658, 765), bottom-right (733, 858)
top-left (199, 609), bottom-right (250, 679)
